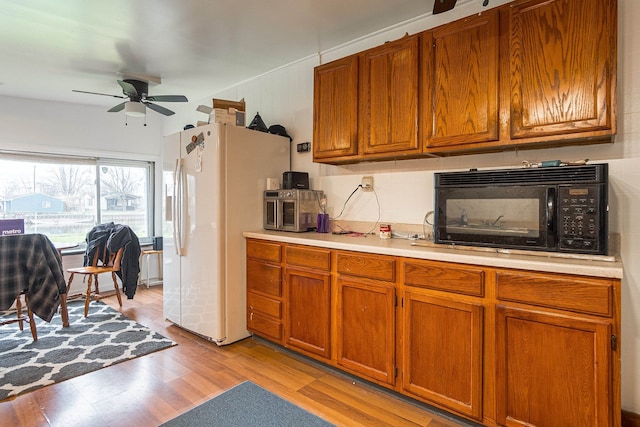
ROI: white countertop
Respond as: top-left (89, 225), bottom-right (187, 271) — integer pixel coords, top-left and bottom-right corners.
top-left (243, 230), bottom-right (623, 279)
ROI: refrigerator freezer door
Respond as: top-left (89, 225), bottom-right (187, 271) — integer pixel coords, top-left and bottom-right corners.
top-left (162, 131), bottom-right (182, 326)
top-left (179, 125), bottom-right (224, 341)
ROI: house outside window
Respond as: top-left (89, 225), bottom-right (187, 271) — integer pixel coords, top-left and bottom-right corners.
top-left (0, 153), bottom-right (154, 247)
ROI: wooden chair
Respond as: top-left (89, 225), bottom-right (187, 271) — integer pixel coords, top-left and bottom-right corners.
top-left (67, 246), bottom-right (124, 317)
top-left (0, 291), bottom-right (37, 341)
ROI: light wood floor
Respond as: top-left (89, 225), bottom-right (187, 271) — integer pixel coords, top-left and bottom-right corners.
top-left (0, 285), bottom-right (471, 427)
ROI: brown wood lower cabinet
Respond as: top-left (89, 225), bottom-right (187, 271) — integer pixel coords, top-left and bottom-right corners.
top-left (495, 306), bottom-right (612, 427)
top-left (283, 244), bottom-right (332, 360)
top-left (494, 270), bottom-right (620, 427)
top-left (246, 240), bottom-right (283, 342)
top-left (284, 267), bottom-right (332, 359)
top-left (245, 238), bottom-right (621, 427)
top-left (402, 291), bottom-right (484, 420)
top-left (336, 274), bottom-right (396, 385)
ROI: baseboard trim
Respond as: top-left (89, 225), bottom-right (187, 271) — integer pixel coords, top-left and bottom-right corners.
top-left (623, 410), bottom-right (640, 427)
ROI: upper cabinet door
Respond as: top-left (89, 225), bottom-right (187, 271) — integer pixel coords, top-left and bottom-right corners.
top-left (507, 0), bottom-right (617, 139)
top-left (359, 34), bottom-right (421, 158)
top-left (423, 11), bottom-right (500, 149)
top-left (313, 56), bottom-right (359, 161)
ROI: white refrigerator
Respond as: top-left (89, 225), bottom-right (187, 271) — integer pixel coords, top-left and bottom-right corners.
top-left (162, 123), bottom-right (289, 344)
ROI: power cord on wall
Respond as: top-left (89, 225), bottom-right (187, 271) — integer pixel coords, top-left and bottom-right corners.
top-left (331, 184), bottom-right (381, 236)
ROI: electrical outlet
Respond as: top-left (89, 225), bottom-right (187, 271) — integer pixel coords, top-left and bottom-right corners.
top-left (361, 176), bottom-right (374, 191)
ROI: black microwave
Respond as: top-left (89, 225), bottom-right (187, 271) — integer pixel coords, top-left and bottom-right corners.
top-left (434, 164), bottom-right (608, 255)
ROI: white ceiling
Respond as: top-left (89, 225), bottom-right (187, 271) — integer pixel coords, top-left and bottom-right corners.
top-left (0, 0), bottom-right (466, 114)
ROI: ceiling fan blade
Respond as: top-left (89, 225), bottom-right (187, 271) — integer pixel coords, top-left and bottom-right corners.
top-left (433, 0), bottom-right (457, 14)
top-left (108, 102), bottom-right (127, 112)
top-left (117, 80), bottom-right (138, 97)
top-left (145, 95), bottom-right (188, 102)
top-left (145, 102), bottom-right (175, 116)
top-left (72, 89), bottom-right (127, 99)
top-left (196, 105), bottom-right (213, 114)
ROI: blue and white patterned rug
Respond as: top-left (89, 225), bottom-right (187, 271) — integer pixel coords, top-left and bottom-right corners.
top-left (0, 299), bottom-right (176, 400)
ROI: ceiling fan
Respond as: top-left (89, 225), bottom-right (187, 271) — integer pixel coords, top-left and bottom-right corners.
top-left (73, 79), bottom-right (188, 116)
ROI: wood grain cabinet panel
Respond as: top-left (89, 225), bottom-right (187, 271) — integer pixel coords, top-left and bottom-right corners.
top-left (246, 240), bottom-right (284, 343)
top-left (246, 239), bottom-right (282, 263)
top-left (422, 10), bottom-right (499, 149)
top-left (402, 291), bottom-right (484, 420)
top-left (246, 259), bottom-right (282, 297)
top-left (336, 277), bottom-right (396, 385)
top-left (247, 310), bottom-right (282, 341)
top-left (496, 305), bottom-right (612, 427)
top-left (285, 267), bottom-right (332, 359)
top-left (313, 56), bottom-right (359, 162)
top-left (247, 292), bottom-right (281, 319)
top-left (496, 270), bottom-right (614, 317)
top-left (285, 245), bottom-right (331, 271)
top-left (506, 0), bottom-right (616, 140)
top-left (359, 34), bottom-right (421, 158)
top-left (403, 259), bottom-right (485, 297)
top-left (336, 252), bottom-right (395, 282)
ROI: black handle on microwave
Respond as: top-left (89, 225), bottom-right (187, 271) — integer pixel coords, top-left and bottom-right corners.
top-left (546, 187), bottom-right (556, 248)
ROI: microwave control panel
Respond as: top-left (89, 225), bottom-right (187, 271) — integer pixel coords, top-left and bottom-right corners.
top-left (557, 184), bottom-right (605, 253)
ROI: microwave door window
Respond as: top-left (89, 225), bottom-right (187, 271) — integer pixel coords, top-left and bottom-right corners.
top-left (445, 198), bottom-right (542, 240)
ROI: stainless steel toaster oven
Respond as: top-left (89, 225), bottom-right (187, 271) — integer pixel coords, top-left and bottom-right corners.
top-left (263, 189), bottom-right (324, 232)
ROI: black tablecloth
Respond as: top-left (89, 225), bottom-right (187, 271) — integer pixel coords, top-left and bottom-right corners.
top-left (0, 233), bottom-right (67, 322)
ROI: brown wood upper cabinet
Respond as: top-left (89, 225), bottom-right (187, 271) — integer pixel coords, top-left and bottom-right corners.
top-left (359, 34), bottom-right (421, 159)
top-left (312, 0), bottom-right (617, 164)
top-left (505, 0), bottom-right (617, 142)
top-left (422, 10), bottom-right (499, 149)
top-left (313, 56), bottom-right (359, 162)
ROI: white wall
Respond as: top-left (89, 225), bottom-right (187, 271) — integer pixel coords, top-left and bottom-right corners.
top-left (0, 95), bottom-right (164, 159)
top-left (165, 0), bottom-right (640, 413)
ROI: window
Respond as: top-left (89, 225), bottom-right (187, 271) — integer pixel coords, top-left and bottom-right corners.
top-left (0, 152), bottom-right (153, 246)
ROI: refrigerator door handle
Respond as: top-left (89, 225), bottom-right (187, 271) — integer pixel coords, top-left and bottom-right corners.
top-left (178, 158), bottom-right (187, 256)
top-left (174, 158), bottom-right (185, 256)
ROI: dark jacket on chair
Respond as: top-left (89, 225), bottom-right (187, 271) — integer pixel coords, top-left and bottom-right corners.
top-left (84, 223), bottom-right (141, 299)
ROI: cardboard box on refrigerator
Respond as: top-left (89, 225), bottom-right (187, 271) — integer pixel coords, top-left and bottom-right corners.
top-left (212, 98), bottom-right (246, 127)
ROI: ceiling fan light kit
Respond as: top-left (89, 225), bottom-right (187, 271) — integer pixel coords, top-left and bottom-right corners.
top-left (125, 101), bottom-right (146, 117)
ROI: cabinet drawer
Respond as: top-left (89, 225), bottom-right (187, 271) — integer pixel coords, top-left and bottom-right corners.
top-left (496, 270), bottom-right (613, 317)
top-left (247, 239), bottom-right (282, 263)
top-left (247, 292), bottom-right (282, 319)
top-left (246, 259), bottom-right (282, 297)
top-left (337, 252), bottom-right (395, 282)
top-left (248, 311), bottom-right (282, 341)
top-left (285, 245), bottom-right (331, 271)
top-left (403, 260), bottom-right (485, 297)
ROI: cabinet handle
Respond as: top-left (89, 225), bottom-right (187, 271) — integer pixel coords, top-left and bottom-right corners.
top-left (611, 334), bottom-right (617, 350)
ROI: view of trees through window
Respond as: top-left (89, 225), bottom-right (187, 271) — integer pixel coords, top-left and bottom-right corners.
top-left (0, 155), bottom-right (152, 246)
